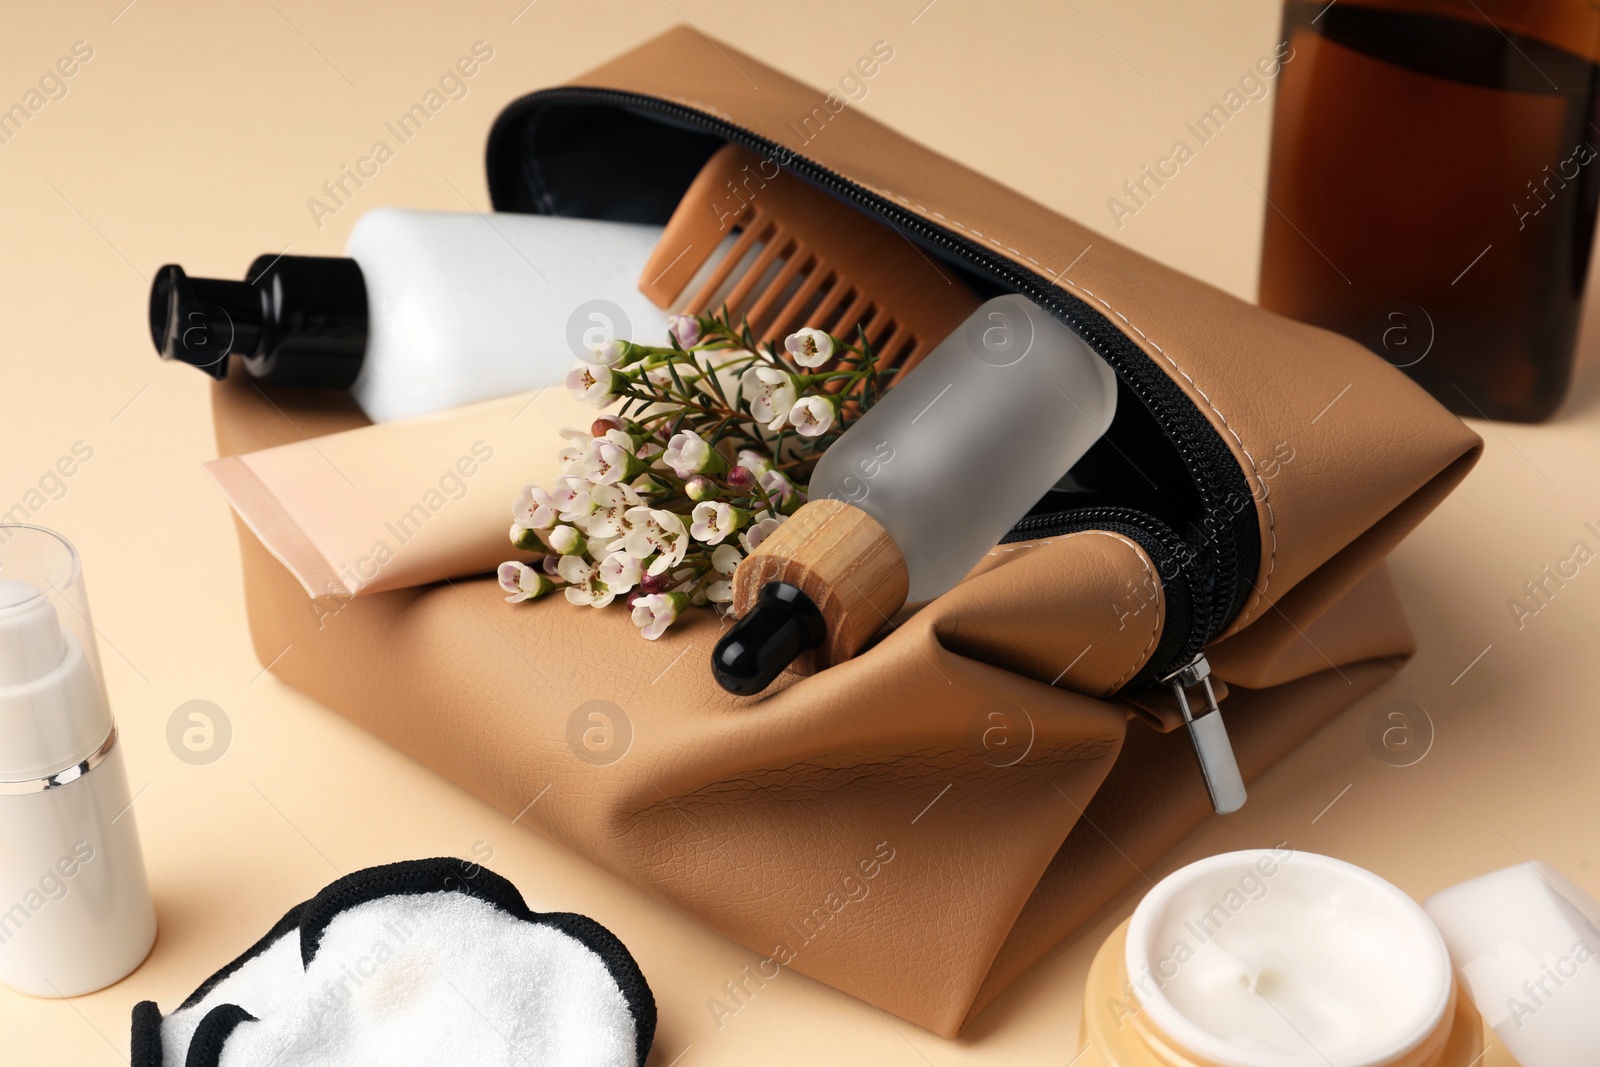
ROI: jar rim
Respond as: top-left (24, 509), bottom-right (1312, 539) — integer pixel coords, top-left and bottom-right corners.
top-left (1123, 848), bottom-right (1453, 1067)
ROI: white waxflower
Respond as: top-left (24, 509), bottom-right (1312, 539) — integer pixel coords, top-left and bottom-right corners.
top-left (663, 429), bottom-right (706, 477)
top-left (706, 543), bottom-right (743, 605)
top-left (711, 543), bottom-right (743, 575)
top-left (557, 427), bottom-right (593, 465)
top-left (513, 485), bottom-right (560, 530)
top-left (597, 550), bottom-right (642, 595)
top-left (740, 366), bottom-right (800, 430)
top-left (552, 475), bottom-right (595, 522)
top-left (684, 475), bottom-right (716, 502)
top-left (582, 430), bottom-right (641, 485)
top-left (565, 362), bottom-right (620, 407)
top-left (585, 535), bottom-right (623, 560)
top-left (735, 449), bottom-right (773, 476)
top-left (667, 315), bottom-right (701, 348)
top-left (689, 501), bottom-right (746, 545)
top-left (554, 555), bottom-right (612, 608)
top-left (546, 525), bottom-right (587, 556)
top-left (785, 327), bottom-right (834, 368)
top-left (622, 507), bottom-right (689, 576)
top-left (787, 395), bottom-right (836, 438)
top-left (663, 429), bottom-right (728, 478)
top-left (497, 561), bottom-right (553, 603)
top-left (510, 523), bottom-right (545, 552)
top-left (582, 483), bottom-right (642, 539)
top-left (631, 591), bottom-right (687, 640)
top-left (757, 468), bottom-right (797, 508)
top-left (586, 339), bottom-right (629, 367)
top-left (566, 575), bottom-right (616, 608)
top-left (740, 512), bottom-right (786, 553)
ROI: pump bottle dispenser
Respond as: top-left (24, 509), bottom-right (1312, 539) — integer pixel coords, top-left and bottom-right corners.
top-left (149, 208), bottom-right (671, 423)
top-left (712, 295), bottom-right (1118, 696)
top-left (0, 526), bottom-right (156, 997)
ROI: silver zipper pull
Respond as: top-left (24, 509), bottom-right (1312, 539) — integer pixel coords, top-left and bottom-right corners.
top-left (1162, 653), bottom-right (1247, 815)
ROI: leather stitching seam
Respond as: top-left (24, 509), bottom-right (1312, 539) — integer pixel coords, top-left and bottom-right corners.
top-left (980, 532), bottom-right (1161, 695)
top-left (1085, 531), bottom-right (1162, 695)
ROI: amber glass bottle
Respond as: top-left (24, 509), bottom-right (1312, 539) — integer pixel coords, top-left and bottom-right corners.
top-left (1260, 0), bottom-right (1600, 422)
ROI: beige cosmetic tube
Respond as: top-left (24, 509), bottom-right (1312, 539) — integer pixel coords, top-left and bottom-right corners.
top-left (205, 389), bottom-right (593, 598)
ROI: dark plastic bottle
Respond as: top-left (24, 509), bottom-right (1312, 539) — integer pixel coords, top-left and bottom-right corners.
top-left (1260, 0), bottom-right (1600, 422)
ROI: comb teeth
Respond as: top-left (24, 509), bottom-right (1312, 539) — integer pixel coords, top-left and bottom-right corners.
top-left (639, 145), bottom-right (978, 375)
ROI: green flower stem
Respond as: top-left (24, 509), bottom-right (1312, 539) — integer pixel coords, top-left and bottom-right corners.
top-left (748, 474), bottom-right (781, 518)
top-left (685, 567), bottom-right (720, 598)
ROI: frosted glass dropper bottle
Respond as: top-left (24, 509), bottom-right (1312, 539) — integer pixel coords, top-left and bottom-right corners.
top-left (713, 295), bottom-right (1118, 695)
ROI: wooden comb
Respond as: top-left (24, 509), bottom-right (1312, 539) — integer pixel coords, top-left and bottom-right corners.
top-left (638, 145), bottom-right (978, 374)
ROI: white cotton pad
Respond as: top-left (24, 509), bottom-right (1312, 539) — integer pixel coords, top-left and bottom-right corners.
top-left (132, 859), bottom-right (655, 1067)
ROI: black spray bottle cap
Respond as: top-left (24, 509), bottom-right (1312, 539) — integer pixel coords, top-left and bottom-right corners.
top-left (711, 582), bottom-right (826, 696)
top-left (149, 255), bottom-right (368, 388)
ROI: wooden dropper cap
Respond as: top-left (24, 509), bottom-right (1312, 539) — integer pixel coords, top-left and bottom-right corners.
top-left (713, 499), bottom-right (910, 694)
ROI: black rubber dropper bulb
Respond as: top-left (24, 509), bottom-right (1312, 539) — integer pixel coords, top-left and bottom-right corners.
top-left (711, 582), bottom-right (826, 695)
top-left (149, 255), bottom-right (368, 388)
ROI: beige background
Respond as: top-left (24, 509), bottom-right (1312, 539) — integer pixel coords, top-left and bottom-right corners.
top-left (1, 0), bottom-right (1594, 1062)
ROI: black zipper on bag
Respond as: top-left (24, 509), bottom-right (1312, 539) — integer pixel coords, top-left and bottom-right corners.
top-left (487, 89), bottom-right (1261, 687)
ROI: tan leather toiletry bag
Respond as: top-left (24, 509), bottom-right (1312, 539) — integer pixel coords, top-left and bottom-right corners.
top-left (213, 27), bottom-right (1482, 1036)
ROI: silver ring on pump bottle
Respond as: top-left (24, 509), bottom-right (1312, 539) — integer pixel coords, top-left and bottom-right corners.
top-left (0, 725), bottom-right (119, 795)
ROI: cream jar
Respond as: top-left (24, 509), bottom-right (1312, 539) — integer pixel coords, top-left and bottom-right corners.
top-left (1080, 849), bottom-right (1482, 1067)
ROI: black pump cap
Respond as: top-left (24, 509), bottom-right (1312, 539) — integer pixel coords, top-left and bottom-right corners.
top-left (712, 582), bottom-right (826, 696)
top-left (149, 264), bottom-right (259, 379)
top-left (149, 255), bottom-right (368, 389)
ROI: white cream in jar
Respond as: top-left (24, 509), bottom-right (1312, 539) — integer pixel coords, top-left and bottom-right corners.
top-left (1122, 849), bottom-right (1455, 1067)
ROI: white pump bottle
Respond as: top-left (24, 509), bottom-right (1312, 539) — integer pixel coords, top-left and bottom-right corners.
top-left (151, 208), bottom-right (672, 423)
top-left (0, 526), bottom-right (156, 997)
